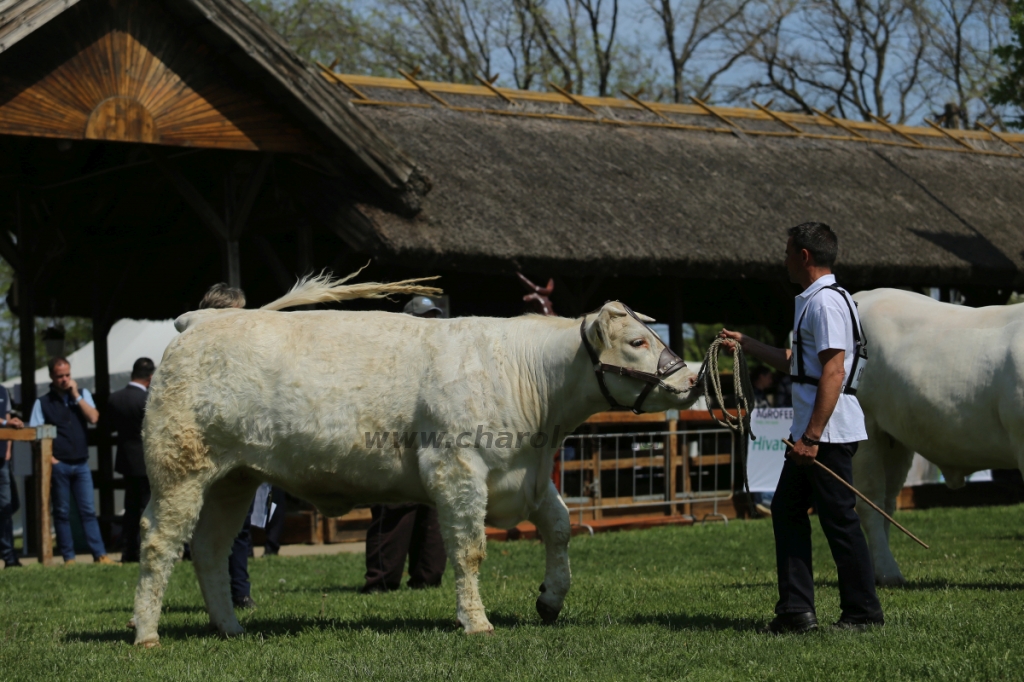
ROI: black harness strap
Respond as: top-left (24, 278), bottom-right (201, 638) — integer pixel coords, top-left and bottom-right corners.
top-left (579, 302), bottom-right (688, 414)
top-left (792, 284), bottom-right (868, 395)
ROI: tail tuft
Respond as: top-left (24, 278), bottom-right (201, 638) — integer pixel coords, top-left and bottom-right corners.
top-left (261, 267), bottom-right (442, 312)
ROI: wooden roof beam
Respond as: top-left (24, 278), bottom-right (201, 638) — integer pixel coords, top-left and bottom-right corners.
top-left (975, 121), bottom-right (1023, 156)
top-left (317, 63), bottom-right (370, 100)
top-left (751, 101), bottom-right (803, 133)
top-left (621, 91), bottom-right (671, 122)
top-left (474, 74), bottom-right (515, 105)
top-left (925, 119), bottom-right (976, 150)
top-left (868, 113), bottom-right (925, 147)
top-left (812, 108), bottom-right (868, 139)
top-left (399, 69), bottom-right (452, 108)
top-left (691, 97), bottom-right (743, 130)
top-left (548, 82), bottom-right (600, 118)
top-left (149, 148), bottom-right (228, 242)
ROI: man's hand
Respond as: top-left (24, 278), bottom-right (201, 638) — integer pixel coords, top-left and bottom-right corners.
top-left (717, 329), bottom-right (745, 354)
top-left (51, 456), bottom-right (59, 465)
top-left (788, 438), bottom-right (818, 466)
top-left (6, 416), bottom-right (23, 429)
top-left (67, 378), bottom-right (80, 399)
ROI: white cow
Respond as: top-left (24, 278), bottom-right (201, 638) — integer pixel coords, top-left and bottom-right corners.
top-left (852, 288), bottom-right (1024, 585)
top-left (132, 275), bottom-right (701, 646)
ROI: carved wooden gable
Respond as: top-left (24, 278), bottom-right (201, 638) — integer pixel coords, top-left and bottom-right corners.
top-left (0, 0), bottom-right (318, 153)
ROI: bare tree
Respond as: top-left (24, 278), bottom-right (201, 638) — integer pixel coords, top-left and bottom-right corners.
top-left (649, 0), bottom-right (787, 103)
top-left (743, 0), bottom-right (931, 123)
top-left (921, 0), bottom-right (1010, 126)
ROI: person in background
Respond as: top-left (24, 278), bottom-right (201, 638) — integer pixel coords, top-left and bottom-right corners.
top-left (0, 385), bottom-right (25, 568)
top-left (196, 283), bottom-right (256, 608)
top-left (751, 366), bottom-right (775, 408)
top-left (360, 296), bottom-right (448, 593)
top-left (262, 486), bottom-right (288, 556)
top-left (29, 357), bottom-right (113, 565)
top-left (106, 358), bottom-right (155, 563)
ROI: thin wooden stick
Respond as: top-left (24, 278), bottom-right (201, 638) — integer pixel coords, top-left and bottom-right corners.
top-left (782, 439), bottom-right (929, 549)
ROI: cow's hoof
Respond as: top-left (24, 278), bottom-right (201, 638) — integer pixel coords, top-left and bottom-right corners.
top-left (136, 637), bottom-right (160, 649)
top-left (126, 618), bottom-right (136, 630)
top-left (536, 598), bottom-right (561, 624)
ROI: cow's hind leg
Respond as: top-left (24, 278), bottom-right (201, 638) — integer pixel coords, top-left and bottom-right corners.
top-left (133, 476), bottom-right (209, 647)
top-left (529, 480), bottom-right (571, 624)
top-left (191, 473), bottom-right (260, 637)
top-left (420, 448), bottom-right (493, 634)
top-left (853, 419), bottom-right (913, 586)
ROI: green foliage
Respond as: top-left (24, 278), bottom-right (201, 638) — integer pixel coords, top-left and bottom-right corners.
top-left (0, 260), bottom-right (92, 382)
top-left (991, 0), bottom-right (1024, 127)
top-left (2, 505), bottom-right (1023, 680)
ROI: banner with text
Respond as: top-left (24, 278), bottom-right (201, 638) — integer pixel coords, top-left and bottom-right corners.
top-left (748, 407), bottom-right (794, 493)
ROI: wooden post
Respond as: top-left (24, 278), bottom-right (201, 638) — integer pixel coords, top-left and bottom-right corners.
top-left (6, 426), bottom-right (59, 564)
top-left (668, 280), bottom-right (684, 358)
top-left (35, 436), bottom-right (53, 564)
top-left (92, 312), bottom-right (114, 541)
top-left (667, 418), bottom-right (679, 516)
top-left (225, 240), bottom-right (241, 289)
top-left (16, 193), bottom-right (36, 414)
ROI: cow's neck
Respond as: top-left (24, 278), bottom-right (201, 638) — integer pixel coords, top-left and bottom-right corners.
top-left (510, 317), bottom-right (611, 435)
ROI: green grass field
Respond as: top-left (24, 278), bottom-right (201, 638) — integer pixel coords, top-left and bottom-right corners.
top-left (2, 505), bottom-right (1023, 681)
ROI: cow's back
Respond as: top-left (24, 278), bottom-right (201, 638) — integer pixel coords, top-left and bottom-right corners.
top-left (853, 288), bottom-right (1024, 468)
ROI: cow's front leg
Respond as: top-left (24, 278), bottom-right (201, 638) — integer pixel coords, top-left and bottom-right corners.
top-left (420, 449), bottom-right (493, 634)
top-left (528, 480), bottom-right (571, 624)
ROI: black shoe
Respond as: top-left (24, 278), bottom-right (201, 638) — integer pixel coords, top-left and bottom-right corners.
top-left (120, 554), bottom-right (140, 564)
top-left (233, 595), bottom-right (257, 609)
top-left (759, 612), bottom-right (818, 634)
top-left (4, 559), bottom-right (22, 568)
top-left (833, 615), bottom-right (884, 632)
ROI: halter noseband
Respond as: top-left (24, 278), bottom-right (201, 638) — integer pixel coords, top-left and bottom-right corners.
top-left (579, 302), bottom-right (689, 414)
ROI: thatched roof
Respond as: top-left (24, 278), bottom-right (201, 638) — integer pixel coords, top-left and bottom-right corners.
top-left (320, 74), bottom-right (1024, 289)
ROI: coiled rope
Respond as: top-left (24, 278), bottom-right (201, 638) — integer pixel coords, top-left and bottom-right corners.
top-left (698, 337), bottom-right (757, 518)
top-left (698, 337), bottom-right (756, 441)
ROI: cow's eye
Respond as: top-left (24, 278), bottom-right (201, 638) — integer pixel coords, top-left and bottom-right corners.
top-left (630, 338), bottom-right (647, 348)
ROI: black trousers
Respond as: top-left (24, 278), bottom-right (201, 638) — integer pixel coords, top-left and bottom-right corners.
top-left (120, 476), bottom-right (151, 563)
top-left (263, 486), bottom-right (287, 556)
top-left (772, 441), bottom-right (882, 620)
top-left (229, 502), bottom-right (254, 602)
top-left (363, 503), bottom-right (447, 591)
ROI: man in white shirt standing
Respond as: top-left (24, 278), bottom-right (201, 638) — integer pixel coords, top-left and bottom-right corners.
top-left (720, 222), bottom-right (883, 633)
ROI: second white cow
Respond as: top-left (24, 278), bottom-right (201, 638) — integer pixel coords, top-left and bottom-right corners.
top-left (132, 276), bottom-right (702, 646)
top-left (852, 288), bottom-right (1024, 585)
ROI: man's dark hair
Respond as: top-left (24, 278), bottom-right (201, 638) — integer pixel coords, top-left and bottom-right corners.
top-left (47, 356), bottom-right (70, 375)
top-left (199, 283), bottom-right (246, 310)
top-left (788, 222), bottom-right (838, 268)
top-left (132, 357), bottom-right (156, 380)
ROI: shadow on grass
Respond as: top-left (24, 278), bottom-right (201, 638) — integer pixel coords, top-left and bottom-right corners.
top-left (896, 579), bottom-right (1024, 592)
top-left (629, 613), bottom-right (757, 632)
top-left (98, 604), bottom-right (207, 615)
top-left (64, 612), bottom-right (530, 644)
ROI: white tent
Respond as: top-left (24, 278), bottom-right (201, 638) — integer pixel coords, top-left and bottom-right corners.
top-left (4, 318), bottom-right (179, 399)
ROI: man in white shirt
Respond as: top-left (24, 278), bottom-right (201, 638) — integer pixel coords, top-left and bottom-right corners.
top-left (720, 222), bottom-right (883, 633)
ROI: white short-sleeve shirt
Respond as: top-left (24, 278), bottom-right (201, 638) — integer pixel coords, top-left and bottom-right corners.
top-left (790, 275), bottom-right (868, 444)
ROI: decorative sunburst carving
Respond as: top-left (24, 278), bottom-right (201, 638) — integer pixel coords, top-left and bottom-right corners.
top-left (0, 0), bottom-right (317, 153)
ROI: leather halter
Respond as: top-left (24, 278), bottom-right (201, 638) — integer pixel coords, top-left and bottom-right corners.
top-left (579, 302), bottom-right (689, 414)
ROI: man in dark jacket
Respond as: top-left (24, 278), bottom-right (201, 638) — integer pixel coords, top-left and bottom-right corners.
top-left (28, 357), bottom-right (113, 565)
top-left (106, 358), bottom-right (155, 563)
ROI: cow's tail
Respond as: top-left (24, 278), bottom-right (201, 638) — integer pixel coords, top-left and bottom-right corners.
top-left (261, 267), bottom-right (442, 311)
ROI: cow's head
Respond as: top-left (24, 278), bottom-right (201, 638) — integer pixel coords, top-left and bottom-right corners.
top-left (582, 302), bottom-right (701, 414)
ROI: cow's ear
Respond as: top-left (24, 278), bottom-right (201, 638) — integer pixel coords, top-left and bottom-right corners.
top-left (585, 303), bottom-right (622, 350)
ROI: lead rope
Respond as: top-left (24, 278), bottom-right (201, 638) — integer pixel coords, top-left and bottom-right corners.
top-left (698, 338), bottom-right (758, 517)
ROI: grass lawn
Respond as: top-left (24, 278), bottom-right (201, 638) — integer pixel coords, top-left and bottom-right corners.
top-left (1, 505), bottom-right (1023, 681)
